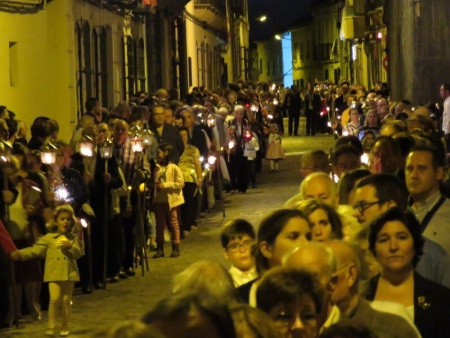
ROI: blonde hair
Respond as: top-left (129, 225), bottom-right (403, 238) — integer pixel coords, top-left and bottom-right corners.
top-left (47, 204), bottom-right (77, 236)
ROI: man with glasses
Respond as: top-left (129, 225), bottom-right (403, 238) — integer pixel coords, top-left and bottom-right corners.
top-left (325, 240), bottom-right (419, 338)
top-left (353, 174), bottom-right (450, 288)
top-left (352, 174), bottom-right (404, 224)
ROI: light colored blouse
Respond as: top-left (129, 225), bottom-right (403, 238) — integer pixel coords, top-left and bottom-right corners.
top-left (178, 144), bottom-right (200, 184)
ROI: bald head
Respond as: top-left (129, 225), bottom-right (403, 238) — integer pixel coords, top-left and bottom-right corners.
top-left (300, 172), bottom-right (337, 207)
top-left (325, 241), bottom-right (361, 313)
top-left (283, 243), bottom-right (336, 288)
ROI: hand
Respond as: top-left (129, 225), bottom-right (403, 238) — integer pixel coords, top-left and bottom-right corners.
top-left (2, 190), bottom-right (15, 205)
top-left (197, 179), bottom-right (203, 188)
top-left (155, 182), bottom-right (164, 191)
top-left (57, 240), bottom-right (73, 249)
top-left (136, 169), bottom-right (146, 181)
top-left (10, 250), bottom-right (21, 261)
top-left (103, 173), bottom-right (111, 184)
top-left (24, 204), bottom-right (35, 215)
top-left (84, 172), bottom-right (93, 184)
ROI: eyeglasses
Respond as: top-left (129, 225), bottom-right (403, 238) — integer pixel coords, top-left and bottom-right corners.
top-left (353, 200), bottom-right (383, 213)
top-left (226, 239), bottom-right (253, 253)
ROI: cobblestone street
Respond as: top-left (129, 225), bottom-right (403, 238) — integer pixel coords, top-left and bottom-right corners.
top-left (2, 134), bottom-right (334, 338)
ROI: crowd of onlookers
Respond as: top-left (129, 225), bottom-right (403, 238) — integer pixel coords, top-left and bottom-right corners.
top-left (2, 79), bottom-right (450, 337)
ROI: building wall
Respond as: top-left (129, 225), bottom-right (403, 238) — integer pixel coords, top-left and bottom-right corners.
top-left (386, 0), bottom-right (450, 103)
top-left (1, 0), bottom-right (145, 142)
top-left (255, 38), bottom-right (283, 83)
top-left (291, 23), bottom-right (321, 87)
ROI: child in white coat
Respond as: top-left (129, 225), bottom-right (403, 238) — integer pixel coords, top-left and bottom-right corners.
top-left (11, 205), bottom-right (83, 337)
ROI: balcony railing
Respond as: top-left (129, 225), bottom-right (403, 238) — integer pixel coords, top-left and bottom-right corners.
top-left (194, 0), bottom-right (226, 15)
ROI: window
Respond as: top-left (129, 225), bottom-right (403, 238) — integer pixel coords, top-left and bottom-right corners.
top-left (136, 38), bottom-right (146, 93)
top-left (93, 27), bottom-right (108, 109)
top-left (267, 60), bottom-right (270, 76)
top-left (306, 40), bottom-right (310, 60)
top-left (122, 36), bottom-right (136, 100)
top-left (293, 42), bottom-right (298, 62)
top-left (9, 42), bottom-right (18, 86)
top-left (260, 58), bottom-right (263, 74)
top-left (188, 57), bottom-right (193, 87)
top-left (300, 42), bottom-right (304, 60)
top-left (75, 21), bottom-right (93, 117)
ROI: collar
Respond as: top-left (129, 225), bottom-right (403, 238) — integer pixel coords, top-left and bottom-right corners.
top-left (409, 190), bottom-right (441, 214)
top-left (320, 305), bottom-right (342, 333)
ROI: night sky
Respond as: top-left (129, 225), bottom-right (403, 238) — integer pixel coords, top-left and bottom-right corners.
top-left (248, 0), bottom-right (323, 41)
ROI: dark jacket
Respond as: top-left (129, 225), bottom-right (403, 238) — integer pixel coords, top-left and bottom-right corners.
top-left (363, 272), bottom-right (450, 338)
top-left (304, 92), bottom-right (322, 113)
top-left (347, 297), bottom-right (418, 338)
top-left (151, 123), bottom-right (184, 164)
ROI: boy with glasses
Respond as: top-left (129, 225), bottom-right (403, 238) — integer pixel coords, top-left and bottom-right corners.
top-left (221, 219), bottom-right (257, 287)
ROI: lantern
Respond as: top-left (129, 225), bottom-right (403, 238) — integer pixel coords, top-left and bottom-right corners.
top-left (40, 142), bottom-right (58, 165)
top-left (79, 135), bottom-right (95, 158)
top-left (206, 114), bottom-right (216, 128)
top-left (129, 125), bottom-right (144, 153)
top-left (244, 130), bottom-right (253, 141)
top-left (142, 125), bottom-right (153, 146)
top-left (99, 139), bottom-right (113, 160)
top-left (207, 155), bottom-right (217, 165)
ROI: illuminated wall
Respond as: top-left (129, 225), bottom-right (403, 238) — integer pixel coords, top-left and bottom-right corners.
top-left (0, 0), bottom-right (145, 143)
top-left (254, 38), bottom-right (283, 83)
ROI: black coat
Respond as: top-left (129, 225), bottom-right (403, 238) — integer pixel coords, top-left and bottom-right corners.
top-left (151, 123), bottom-right (184, 164)
top-left (363, 272), bottom-right (450, 338)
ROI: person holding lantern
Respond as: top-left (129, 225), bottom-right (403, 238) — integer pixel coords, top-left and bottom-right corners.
top-left (3, 155), bottom-right (45, 326)
top-left (227, 105), bottom-right (251, 194)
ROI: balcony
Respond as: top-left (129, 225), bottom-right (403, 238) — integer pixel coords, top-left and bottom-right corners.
top-left (194, 0), bottom-right (226, 30)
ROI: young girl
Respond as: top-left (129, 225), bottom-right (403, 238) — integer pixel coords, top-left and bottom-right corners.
top-left (152, 143), bottom-right (184, 258)
top-left (265, 124), bottom-right (285, 172)
top-left (10, 205), bottom-right (83, 337)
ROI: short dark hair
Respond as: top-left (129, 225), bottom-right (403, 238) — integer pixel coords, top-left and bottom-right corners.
top-left (256, 209), bottom-right (308, 274)
top-left (409, 144), bottom-right (446, 169)
top-left (372, 136), bottom-right (401, 156)
top-left (6, 118), bottom-right (17, 136)
top-left (334, 136), bottom-right (364, 156)
top-left (85, 97), bottom-right (98, 112)
top-left (338, 169), bottom-right (372, 205)
top-left (331, 145), bottom-right (361, 165)
top-left (356, 174), bottom-right (408, 209)
top-left (220, 219), bottom-right (255, 248)
top-left (157, 143), bottom-right (173, 165)
top-left (441, 83), bottom-right (450, 92)
top-left (30, 116), bottom-right (50, 138)
top-left (368, 207), bottom-right (424, 267)
top-left (142, 292), bottom-right (236, 338)
top-left (257, 267), bottom-right (324, 316)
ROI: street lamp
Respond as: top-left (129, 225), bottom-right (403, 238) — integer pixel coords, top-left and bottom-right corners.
top-left (258, 15), bottom-right (267, 22)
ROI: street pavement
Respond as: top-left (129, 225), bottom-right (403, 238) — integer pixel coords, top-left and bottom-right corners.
top-left (1, 134), bottom-right (335, 338)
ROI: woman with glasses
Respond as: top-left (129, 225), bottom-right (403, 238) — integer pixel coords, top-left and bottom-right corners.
top-left (363, 207), bottom-right (450, 338)
top-left (237, 209), bottom-right (312, 305)
top-left (257, 267), bottom-right (324, 338)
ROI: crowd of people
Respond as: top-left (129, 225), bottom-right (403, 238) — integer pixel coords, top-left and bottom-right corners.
top-left (2, 78), bottom-right (450, 338)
